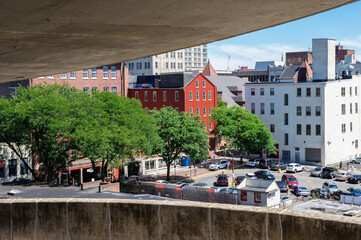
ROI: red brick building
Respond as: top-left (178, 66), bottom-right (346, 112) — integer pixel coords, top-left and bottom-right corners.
top-left (336, 44), bottom-right (355, 61)
top-left (128, 73), bottom-right (217, 144)
top-left (0, 63), bottom-right (129, 98)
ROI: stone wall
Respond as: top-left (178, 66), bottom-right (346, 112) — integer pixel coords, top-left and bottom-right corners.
top-left (0, 199), bottom-right (360, 240)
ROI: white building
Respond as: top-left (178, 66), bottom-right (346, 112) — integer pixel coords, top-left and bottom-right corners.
top-left (0, 143), bottom-right (32, 183)
top-left (245, 39), bottom-right (361, 166)
top-left (125, 45), bottom-right (208, 76)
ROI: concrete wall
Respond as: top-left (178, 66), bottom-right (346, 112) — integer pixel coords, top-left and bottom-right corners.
top-left (0, 199), bottom-right (360, 240)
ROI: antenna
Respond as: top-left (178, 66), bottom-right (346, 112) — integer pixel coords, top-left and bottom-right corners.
top-left (227, 54), bottom-right (231, 70)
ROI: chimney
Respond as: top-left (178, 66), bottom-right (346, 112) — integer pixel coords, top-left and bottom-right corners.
top-left (154, 78), bottom-right (160, 88)
top-left (312, 39), bottom-right (335, 81)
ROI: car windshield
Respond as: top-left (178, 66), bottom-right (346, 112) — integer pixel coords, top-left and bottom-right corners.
top-left (288, 178), bottom-right (297, 182)
top-left (354, 175), bottom-right (361, 178)
top-left (353, 189), bottom-right (361, 194)
top-left (277, 182), bottom-right (287, 186)
top-left (218, 176), bottom-right (227, 180)
top-left (320, 190), bottom-right (328, 193)
top-left (329, 185), bottom-right (338, 188)
top-left (314, 168), bottom-right (322, 171)
top-left (299, 187), bottom-right (307, 191)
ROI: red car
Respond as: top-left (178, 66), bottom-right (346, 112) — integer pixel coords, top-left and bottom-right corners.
top-left (214, 174), bottom-right (229, 186)
top-left (281, 174), bottom-right (298, 188)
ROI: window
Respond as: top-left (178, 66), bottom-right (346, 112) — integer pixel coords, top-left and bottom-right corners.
top-left (208, 90), bottom-right (212, 100)
top-left (91, 68), bottom-right (97, 78)
top-left (8, 159), bottom-right (17, 177)
top-left (341, 104), bottom-right (346, 115)
top-left (306, 88), bottom-right (311, 97)
top-left (260, 103), bottom-right (265, 115)
top-left (316, 125), bottom-right (321, 136)
top-left (341, 87), bottom-right (345, 96)
top-left (48, 75), bottom-right (54, 78)
top-left (196, 91), bottom-right (199, 101)
top-left (161, 91), bottom-right (166, 101)
top-left (356, 140), bottom-right (359, 149)
top-left (111, 66), bottom-right (116, 78)
top-left (315, 106), bottom-right (321, 116)
top-left (284, 133), bottom-right (289, 146)
top-left (260, 88), bottom-right (264, 96)
top-left (284, 113), bottom-right (288, 125)
top-left (350, 87), bottom-right (352, 96)
top-left (297, 88), bottom-right (302, 97)
top-left (342, 124), bottom-right (346, 133)
top-left (195, 80), bottom-right (199, 88)
top-left (356, 87), bottom-right (358, 96)
top-left (356, 103), bottom-right (359, 114)
top-left (270, 88), bottom-right (274, 96)
top-left (203, 91), bottom-right (206, 101)
top-left (175, 107), bottom-right (179, 112)
top-left (254, 192), bottom-right (261, 204)
top-left (60, 73), bottom-right (67, 79)
top-left (203, 107), bottom-right (206, 116)
top-left (103, 66), bottom-right (109, 78)
top-left (251, 103), bottom-right (255, 114)
top-left (306, 106), bottom-right (311, 116)
top-left (20, 158), bottom-right (28, 175)
top-left (103, 87), bottom-right (109, 92)
top-left (155, 62), bottom-right (158, 69)
top-left (196, 107), bottom-right (199, 115)
top-left (83, 87), bottom-right (89, 94)
top-left (83, 69), bottom-right (89, 78)
top-left (306, 124), bottom-right (311, 135)
top-left (209, 122), bottom-right (212, 132)
top-left (284, 94), bottom-right (288, 106)
top-left (202, 80), bottom-right (206, 88)
top-left (165, 62), bottom-right (168, 69)
top-left (111, 87), bottom-right (117, 94)
top-left (175, 91), bottom-right (179, 101)
top-left (297, 124), bottom-right (302, 135)
top-left (135, 91), bottom-right (139, 99)
top-left (136, 62), bottom-right (142, 70)
top-left (0, 160), bottom-right (4, 178)
top-left (316, 88), bottom-right (321, 97)
top-left (297, 106), bottom-right (302, 116)
top-left (144, 91), bottom-right (148, 101)
top-left (270, 124), bottom-right (275, 133)
top-left (189, 91), bottom-right (193, 101)
top-left (70, 71), bottom-right (76, 79)
top-left (91, 87), bottom-right (97, 91)
top-left (251, 88), bottom-right (255, 96)
top-left (209, 107), bottom-right (212, 115)
top-left (350, 122), bottom-right (353, 132)
top-left (153, 91), bottom-right (157, 101)
top-left (270, 103), bottom-right (274, 115)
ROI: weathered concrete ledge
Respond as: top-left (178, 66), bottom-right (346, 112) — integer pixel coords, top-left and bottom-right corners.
top-left (0, 198), bottom-right (360, 240)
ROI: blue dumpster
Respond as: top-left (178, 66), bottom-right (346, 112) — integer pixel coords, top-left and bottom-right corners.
top-left (181, 156), bottom-right (190, 166)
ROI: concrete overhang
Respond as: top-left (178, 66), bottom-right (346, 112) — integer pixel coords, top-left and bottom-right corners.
top-left (0, 0), bottom-right (357, 83)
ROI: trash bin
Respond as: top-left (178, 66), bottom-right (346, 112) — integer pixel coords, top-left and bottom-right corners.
top-left (181, 156), bottom-right (190, 166)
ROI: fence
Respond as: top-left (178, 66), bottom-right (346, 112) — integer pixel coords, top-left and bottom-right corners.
top-left (340, 195), bottom-right (361, 205)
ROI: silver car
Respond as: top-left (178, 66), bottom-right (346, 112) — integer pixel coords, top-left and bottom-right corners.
top-left (295, 186), bottom-right (310, 197)
top-left (352, 158), bottom-right (361, 164)
top-left (310, 167), bottom-right (323, 177)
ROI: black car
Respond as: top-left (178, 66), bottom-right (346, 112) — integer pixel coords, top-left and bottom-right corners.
top-left (333, 190), bottom-right (352, 200)
top-left (347, 174), bottom-right (361, 184)
top-left (269, 162), bottom-right (287, 171)
top-left (254, 170), bottom-right (275, 180)
top-left (276, 181), bottom-right (288, 192)
top-left (321, 167), bottom-right (338, 179)
top-left (258, 159), bottom-right (278, 169)
top-left (310, 188), bottom-right (330, 199)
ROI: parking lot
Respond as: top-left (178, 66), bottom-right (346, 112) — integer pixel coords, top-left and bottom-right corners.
top-left (192, 160), bottom-right (361, 198)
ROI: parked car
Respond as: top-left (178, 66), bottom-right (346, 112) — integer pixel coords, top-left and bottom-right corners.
top-left (276, 181), bottom-right (288, 192)
top-left (347, 188), bottom-right (361, 197)
top-left (214, 174), bottom-right (229, 186)
top-left (322, 181), bottom-right (339, 194)
top-left (155, 180), bottom-right (168, 184)
top-left (219, 188), bottom-right (237, 195)
top-left (295, 186), bottom-right (310, 197)
top-left (281, 174), bottom-right (298, 188)
top-left (235, 176), bottom-right (246, 185)
top-left (193, 183), bottom-right (208, 187)
top-left (246, 173), bottom-right (257, 179)
top-left (321, 167), bottom-right (338, 179)
top-left (280, 195), bottom-right (290, 201)
top-left (351, 158), bottom-right (361, 164)
top-left (346, 174), bottom-right (361, 184)
top-left (254, 170), bottom-right (275, 180)
top-left (286, 163), bottom-right (304, 173)
top-left (310, 167), bottom-right (323, 177)
top-left (333, 190), bottom-right (352, 200)
top-left (258, 159), bottom-right (278, 169)
top-left (334, 171), bottom-right (351, 181)
top-left (269, 162), bottom-right (287, 171)
top-left (246, 158), bottom-right (261, 167)
top-left (209, 160), bottom-right (229, 171)
top-left (208, 186), bottom-right (219, 192)
top-left (310, 188), bottom-right (330, 199)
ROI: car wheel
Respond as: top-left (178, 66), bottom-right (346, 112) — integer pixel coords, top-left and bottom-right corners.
top-left (352, 160), bottom-right (356, 164)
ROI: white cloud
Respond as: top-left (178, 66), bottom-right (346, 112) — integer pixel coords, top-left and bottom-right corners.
top-left (208, 43), bottom-right (303, 70)
top-left (339, 35), bottom-right (361, 49)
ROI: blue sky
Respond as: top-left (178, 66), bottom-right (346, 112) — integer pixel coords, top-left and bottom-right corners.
top-left (208, 1), bottom-right (361, 70)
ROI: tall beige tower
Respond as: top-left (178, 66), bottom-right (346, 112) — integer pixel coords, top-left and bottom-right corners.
top-left (312, 38), bottom-right (336, 81)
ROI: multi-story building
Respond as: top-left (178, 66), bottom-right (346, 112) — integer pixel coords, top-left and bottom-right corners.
top-left (125, 45), bottom-right (208, 76)
top-left (0, 63), bottom-right (129, 98)
top-left (245, 39), bottom-right (361, 166)
top-left (233, 61), bottom-right (285, 82)
top-left (286, 51), bottom-right (313, 66)
top-left (128, 72), bottom-right (217, 148)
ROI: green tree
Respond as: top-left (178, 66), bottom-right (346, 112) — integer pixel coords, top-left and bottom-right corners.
top-left (151, 107), bottom-right (209, 181)
top-left (212, 106), bottom-right (276, 161)
top-left (217, 96), bottom-right (228, 108)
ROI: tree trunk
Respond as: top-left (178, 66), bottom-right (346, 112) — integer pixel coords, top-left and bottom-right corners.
top-left (166, 163), bottom-right (171, 182)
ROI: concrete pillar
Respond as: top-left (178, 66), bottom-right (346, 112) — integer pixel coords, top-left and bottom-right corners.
top-left (80, 168), bottom-right (83, 184)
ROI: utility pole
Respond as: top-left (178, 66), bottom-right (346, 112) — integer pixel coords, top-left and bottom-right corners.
top-left (232, 153), bottom-right (235, 187)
